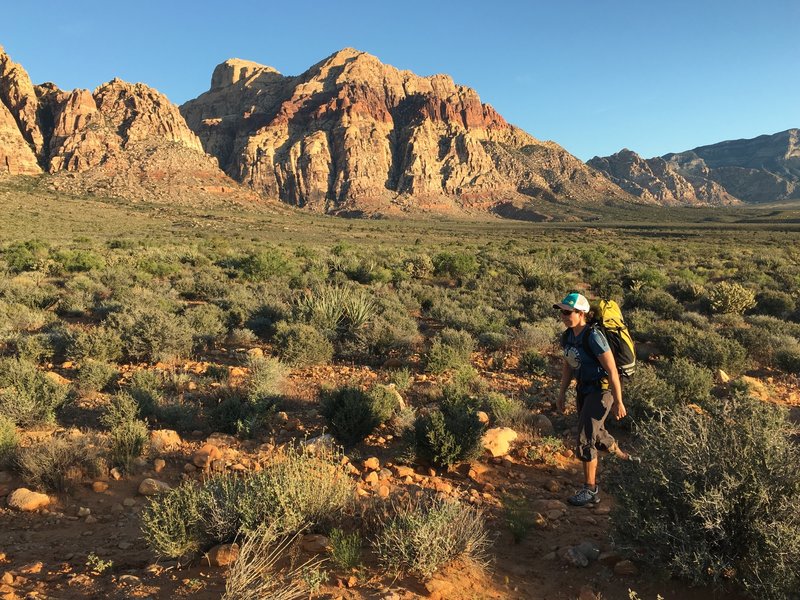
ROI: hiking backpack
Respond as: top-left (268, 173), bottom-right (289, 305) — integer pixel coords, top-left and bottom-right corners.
top-left (561, 298), bottom-right (637, 378)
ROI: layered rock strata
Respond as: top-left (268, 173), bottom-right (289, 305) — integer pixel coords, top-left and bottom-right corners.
top-left (182, 49), bottom-right (632, 212)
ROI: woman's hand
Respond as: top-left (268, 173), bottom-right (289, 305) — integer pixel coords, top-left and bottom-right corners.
top-left (612, 400), bottom-right (627, 420)
top-left (557, 392), bottom-right (567, 414)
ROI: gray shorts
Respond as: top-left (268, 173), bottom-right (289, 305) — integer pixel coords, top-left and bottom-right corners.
top-left (575, 389), bottom-right (618, 462)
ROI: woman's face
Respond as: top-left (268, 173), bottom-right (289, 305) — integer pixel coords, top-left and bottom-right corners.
top-left (560, 308), bottom-right (586, 328)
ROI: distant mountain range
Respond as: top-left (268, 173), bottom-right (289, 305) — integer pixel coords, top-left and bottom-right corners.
top-left (1, 44), bottom-right (797, 217)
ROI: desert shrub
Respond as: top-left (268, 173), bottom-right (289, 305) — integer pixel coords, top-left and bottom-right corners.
top-left (526, 436), bottom-right (565, 465)
top-left (272, 322), bottom-right (333, 367)
top-left (503, 494), bottom-right (536, 543)
top-left (183, 303), bottom-right (227, 350)
top-left (753, 290), bottom-right (796, 318)
top-left (53, 249), bottom-right (105, 273)
top-left (76, 360), bottom-right (119, 394)
top-left (12, 332), bottom-right (57, 362)
top-left (662, 324), bottom-right (748, 374)
top-left (329, 528), bottom-right (362, 570)
top-left (774, 339), bottom-right (800, 375)
top-left (607, 396), bottom-right (800, 599)
top-left (478, 331), bottom-right (507, 351)
top-left (745, 315), bottom-right (800, 339)
top-left (622, 264), bottom-right (669, 290)
top-left (107, 418), bottom-right (149, 473)
top-left (320, 384), bottom-right (396, 447)
top-left (425, 328), bottom-right (475, 374)
top-left (0, 415), bottom-right (18, 468)
top-left (403, 254), bottom-right (434, 279)
top-left (222, 525), bottom-right (314, 600)
top-left (212, 356), bottom-right (286, 436)
top-left (141, 481), bottom-right (206, 559)
top-left (237, 445), bottom-right (355, 534)
top-left (514, 320), bottom-right (560, 353)
top-left (232, 249), bottom-right (296, 282)
top-left (106, 305), bottom-right (193, 362)
top-left (227, 327), bottom-right (259, 346)
top-left (705, 281), bottom-right (757, 315)
top-left (245, 299), bottom-right (291, 338)
top-left (484, 393), bottom-right (530, 429)
top-left (66, 326), bottom-right (123, 363)
top-left (623, 363), bottom-right (676, 421)
top-left (519, 349), bottom-right (548, 376)
top-left (18, 434), bottom-right (101, 493)
top-left (414, 403), bottom-right (485, 468)
top-left (374, 494), bottom-right (490, 577)
top-left (127, 370), bottom-right (165, 417)
top-left (657, 357), bottom-right (714, 406)
top-left (624, 288), bottom-right (682, 320)
top-left (388, 368), bottom-right (412, 391)
top-left (0, 357), bottom-right (69, 426)
top-left (3, 240), bottom-right (49, 273)
top-left (666, 280), bottom-right (705, 303)
top-left (432, 251), bottom-right (478, 280)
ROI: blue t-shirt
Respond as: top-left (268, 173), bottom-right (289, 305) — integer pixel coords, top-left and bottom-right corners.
top-left (563, 325), bottom-right (611, 394)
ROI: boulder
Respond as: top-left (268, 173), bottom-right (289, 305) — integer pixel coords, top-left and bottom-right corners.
top-left (138, 478), bottom-right (171, 496)
top-left (192, 443), bottom-right (221, 468)
top-left (7, 488), bottom-right (49, 511)
top-left (206, 543), bottom-right (239, 567)
top-left (150, 429), bottom-right (182, 453)
top-left (482, 427), bottom-right (518, 458)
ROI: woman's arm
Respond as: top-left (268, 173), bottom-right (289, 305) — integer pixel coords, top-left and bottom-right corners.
top-left (596, 350), bottom-right (626, 419)
top-left (557, 360), bottom-right (572, 414)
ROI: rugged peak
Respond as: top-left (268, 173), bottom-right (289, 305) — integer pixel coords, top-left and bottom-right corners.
top-left (211, 59), bottom-right (281, 90)
top-left (0, 45), bottom-right (44, 157)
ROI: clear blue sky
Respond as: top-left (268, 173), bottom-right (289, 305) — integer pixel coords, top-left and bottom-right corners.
top-left (2, 0), bottom-right (798, 160)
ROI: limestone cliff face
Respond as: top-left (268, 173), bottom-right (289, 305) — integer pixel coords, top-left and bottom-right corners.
top-left (664, 129), bottom-right (800, 203)
top-left (0, 46), bottom-right (44, 161)
top-left (0, 46), bottom-right (251, 203)
top-left (183, 48), bottom-right (632, 212)
top-left (588, 149), bottom-right (739, 206)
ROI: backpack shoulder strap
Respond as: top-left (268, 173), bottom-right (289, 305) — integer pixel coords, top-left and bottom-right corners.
top-left (581, 322), bottom-right (602, 362)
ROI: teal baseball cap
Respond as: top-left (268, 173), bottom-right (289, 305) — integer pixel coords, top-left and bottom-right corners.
top-left (553, 292), bottom-right (590, 312)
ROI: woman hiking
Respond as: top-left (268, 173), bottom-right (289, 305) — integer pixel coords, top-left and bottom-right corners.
top-left (554, 292), bottom-right (639, 507)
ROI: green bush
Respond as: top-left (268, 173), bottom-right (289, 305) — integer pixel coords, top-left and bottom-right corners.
top-left (753, 290), bottom-right (796, 318)
top-left (774, 339), bottom-right (800, 375)
top-left (624, 288), bottom-right (682, 320)
top-left (432, 251), bottom-right (479, 280)
top-left (3, 240), bottom-right (49, 273)
top-left (0, 358), bottom-right (69, 426)
top-left (13, 333), bottom-right (57, 362)
top-left (108, 418), bottom-right (149, 473)
top-left (106, 305), bottom-right (193, 363)
top-left (320, 384), bottom-right (396, 447)
top-left (374, 494), bottom-right (490, 577)
top-left (705, 281), bottom-right (757, 315)
top-left (483, 393), bottom-right (529, 429)
top-left (425, 328), bottom-right (475, 374)
top-left (127, 369), bottom-right (164, 417)
top-left (519, 350), bottom-right (548, 376)
top-left (657, 357), bottom-right (714, 406)
top-left (183, 303), bottom-right (227, 350)
top-left (76, 360), bottom-right (119, 394)
top-left (329, 528), bottom-right (362, 570)
top-left (0, 415), bottom-right (18, 468)
top-left (141, 481), bottom-right (206, 559)
top-left (607, 396), bottom-right (800, 599)
top-left (414, 403), bottom-right (485, 468)
top-left (53, 249), bottom-right (105, 273)
top-left (623, 363), bottom-right (675, 421)
top-left (272, 322), bottom-right (333, 367)
top-left (66, 326), bottom-right (123, 363)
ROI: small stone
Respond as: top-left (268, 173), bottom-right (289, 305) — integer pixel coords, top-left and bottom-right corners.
top-left (364, 471), bottom-right (379, 485)
top-left (122, 498), bottom-right (137, 507)
top-left (84, 515), bottom-right (97, 525)
top-left (532, 414), bottom-right (554, 437)
top-left (717, 369), bottom-right (730, 383)
top-left (183, 463), bottom-right (197, 473)
top-left (193, 443), bottom-right (221, 468)
top-left (533, 512), bottom-right (547, 529)
top-left (7, 489), bottom-right (50, 512)
top-left (476, 411), bottom-right (490, 424)
top-left (150, 429), bottom-right (182, 453)
top-left (545, 479), bottom-right (560, 493)
top-left (362, 457), bottom-right (380, 471)
top-left (110, 468), bottom-right (122, 481)
top-left (153, 459), bottom-right (166, 473)
top-left (564, 546), bottom-right (589, 568)
top-left (1, 572), bottom-right (13, 585)
top-left (378, 485), bottom-right (390, 498)
top-left (118, 542), bottom-right (132, 550)
top-left (546, 509), bottom-right (563, 520)
top-left (482, 427), bottom-right (518, 458)
top-left (138, 478), bottom-right (171, 496)
top-left (300, 534), bottom-right (329, 554)
top-left (91, 481), bottom-right (109, 493)
top-left (575, 541), bottom-right (601, 562)
top-left (614, 559), bottom-right (639, 576)
top-left (77, 507), bottom-right (91, 518)
top-left (206, 543), bottom-right (239, 567)
top-left (119, 574), bottom-right (141, 586)
top-left (392, 465), bottom-right (414, 478)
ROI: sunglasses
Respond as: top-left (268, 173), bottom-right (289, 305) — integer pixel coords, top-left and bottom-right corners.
top-left (560, 309), bottom-right (577, 315)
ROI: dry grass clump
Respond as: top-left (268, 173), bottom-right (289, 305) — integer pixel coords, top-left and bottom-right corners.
top-left (18, 433), bottom-right (103, 493)
top-left (374, 493), bottom-right (491, 578)
top-left (222, 525), bottom-right (319, 600)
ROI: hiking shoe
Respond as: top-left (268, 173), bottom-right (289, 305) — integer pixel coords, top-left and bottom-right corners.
top-left (568, 485), bottom-right (600, 507)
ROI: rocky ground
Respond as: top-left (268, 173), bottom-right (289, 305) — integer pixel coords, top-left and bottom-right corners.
top-left (1, 355), bottom-right (796, 600)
